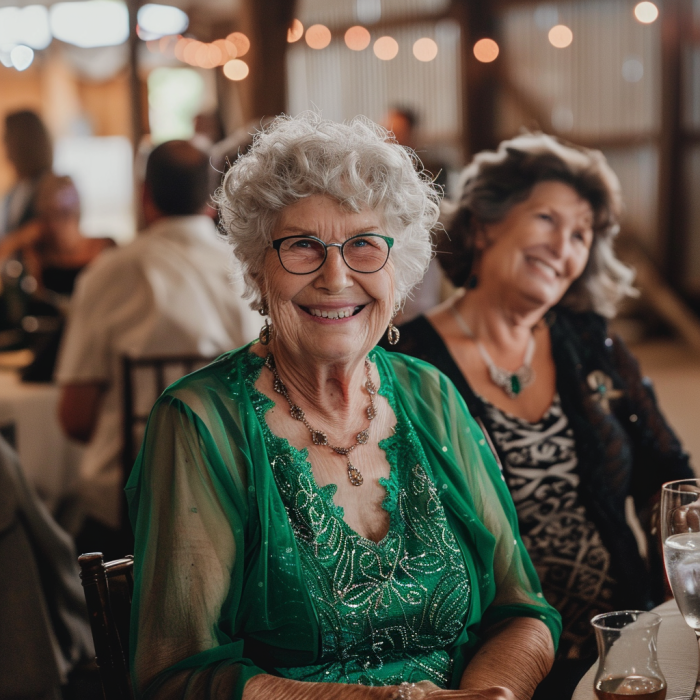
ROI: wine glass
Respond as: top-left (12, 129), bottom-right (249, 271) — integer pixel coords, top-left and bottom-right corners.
top-left (661, 478), bottom-right (700, 699)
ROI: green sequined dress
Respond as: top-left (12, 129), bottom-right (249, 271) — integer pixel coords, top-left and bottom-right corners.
top-left (126, 345), bottom-right (561, 700)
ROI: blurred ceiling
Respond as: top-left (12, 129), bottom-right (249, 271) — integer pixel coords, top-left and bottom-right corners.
top-left (0, 0), bottom-right (241, 18)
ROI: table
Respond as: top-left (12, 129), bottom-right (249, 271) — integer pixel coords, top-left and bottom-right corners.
top-left (573, 599), bottom-right (698, 700)
top-left (0, 369), bottom-right (83, 512)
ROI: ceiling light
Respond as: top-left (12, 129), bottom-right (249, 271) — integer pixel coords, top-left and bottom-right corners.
top-left (0, 6), bottom-right (51, 51)
top-left (11, 44), bottom-right (34, 70)
top-left (137, 4), bottom-right (188, 40)
top-left (50, 1), bottom-right (129, 48)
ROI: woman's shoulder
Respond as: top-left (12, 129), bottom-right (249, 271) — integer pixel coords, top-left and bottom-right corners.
top-left (157, 343), bottom-right (260, 411)
top-left (550, 305), bottom-right (608, 339)
top-left (373, 344), bottom-right (459, 407)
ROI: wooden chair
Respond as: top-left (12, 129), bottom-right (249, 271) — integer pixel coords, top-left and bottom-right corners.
top-left (78, 552), bottom-right (134, 700)
top-left (122, 354), bottom-right (217, 474)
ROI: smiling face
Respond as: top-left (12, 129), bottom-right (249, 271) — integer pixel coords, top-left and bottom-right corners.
top-left (475, 181), bottom-right (594, 311)
top-left (261, 195), bottom-right (396, 365)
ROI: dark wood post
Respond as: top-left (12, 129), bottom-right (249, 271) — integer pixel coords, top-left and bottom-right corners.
top-left (657, 0), bottom-right (690, 286)
top-left (238, 0), bottom-right (297, 122)
top-left (454, 0), bottom-right (500, 160)
top-left (126, 0), bottom-right (145, 150)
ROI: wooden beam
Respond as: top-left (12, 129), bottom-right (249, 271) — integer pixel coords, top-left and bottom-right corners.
top-left (126, 0), bottom-right (144, 150)
top-left (454, 0), bottom-right (501, 159)
top-left (657, 0), bottom-right (690, 286)
top-left (239, 0), bottom-right (296, 122)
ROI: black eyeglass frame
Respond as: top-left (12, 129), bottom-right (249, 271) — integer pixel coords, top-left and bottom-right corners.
top-left (271, 233), bottom-right (395, 275)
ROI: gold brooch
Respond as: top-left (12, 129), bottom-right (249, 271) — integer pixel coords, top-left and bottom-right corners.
top-left (587, 370), bottom-right (623, 414)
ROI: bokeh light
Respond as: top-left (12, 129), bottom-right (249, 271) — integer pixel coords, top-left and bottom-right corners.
top-left (10, 44), bottom-right (33, 71)
top-left (548, 24), bottom-right (573, 48)
top-left (174, 36), bottom-right (191, 61)
top-left (226, 32), bottom-right (249, 57)
top-left (634, 2), bottom-right (659, 24)
top-left (373, 36), bottom-right (398, 60)
top-left (223, 59), bottom-right (249, 81)
top-left (137, 4), bottom-right (188, 40)
top-left (305, 24), bottom-right (331, 50)
top-left (183, 39), bottom-right (202, 65)
top-left (473, 38), bottom-right (499, 63)
top-left (345, 25), bottom-right (371, 51)
top-left (50, 1), bottom-right (130, 48)
top-left (287, 19), bottom-right (303, 43)
top-left (159, 34), bottom-right (179, 56)
top-left (0, 6), bottom-right (51, 51)
top-left (212, 38), bottom-right (236, 62)
top-left (622, 56), bottom-right (644, 82)
top-left (413, 37), bottom-right (438, 62)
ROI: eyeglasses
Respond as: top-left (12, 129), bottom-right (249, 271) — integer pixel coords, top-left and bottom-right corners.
top-left (272, 233), bottom-right (394, 275)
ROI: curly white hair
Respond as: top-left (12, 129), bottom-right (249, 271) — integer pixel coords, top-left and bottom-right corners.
top-left (215, 112), bottom-right (440, 310)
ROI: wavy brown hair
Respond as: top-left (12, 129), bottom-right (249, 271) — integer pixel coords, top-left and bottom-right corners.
top-left (438, 132), bottom-right (636, 318)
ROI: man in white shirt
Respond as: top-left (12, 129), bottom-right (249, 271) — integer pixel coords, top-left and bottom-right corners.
top-left (56, 140), bottom-right (258, 556)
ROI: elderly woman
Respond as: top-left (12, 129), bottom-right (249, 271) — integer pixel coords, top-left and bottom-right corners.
top-left (126, 115), bottom-right (561, 700)
top-left (382, 133), bottom-right (692, 699)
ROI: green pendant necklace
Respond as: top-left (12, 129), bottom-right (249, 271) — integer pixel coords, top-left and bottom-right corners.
top-left (450, 305), bottom-right (536, 399)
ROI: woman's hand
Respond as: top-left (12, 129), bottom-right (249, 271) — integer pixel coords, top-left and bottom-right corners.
top-left (397, 681), bottom-right (514, 700)
top-left (426, 688), bottom-right (515, 700)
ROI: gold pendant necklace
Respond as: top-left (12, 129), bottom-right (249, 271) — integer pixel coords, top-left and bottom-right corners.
top-left (264, 354), bottom-right (377, 487)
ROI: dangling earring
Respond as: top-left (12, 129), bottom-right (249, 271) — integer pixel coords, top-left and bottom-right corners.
top-left (466, 273), bottom-right (478, 290)
top-left (386, 304), bottom-right (400, 346)
top-left (259, 302), bottom-right (273, 346)
top-left (387, 322), bottom-right (400, 345)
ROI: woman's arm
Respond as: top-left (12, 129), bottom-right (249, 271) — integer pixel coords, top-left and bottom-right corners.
top-left (243, 676), bottom-right (398, 700)
top-left (458, 618), bottom-right (553, 699)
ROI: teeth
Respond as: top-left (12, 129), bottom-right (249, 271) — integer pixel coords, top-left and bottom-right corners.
top-left (531, 259), bottom-right (557, 278)
top-left (307, 307), bottom-right (357, 319)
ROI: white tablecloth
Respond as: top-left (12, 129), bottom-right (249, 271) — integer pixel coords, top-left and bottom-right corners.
top-left (0, 370), bottom-right (83, 512)
top-left (573, 598), bottom-right (698, 700)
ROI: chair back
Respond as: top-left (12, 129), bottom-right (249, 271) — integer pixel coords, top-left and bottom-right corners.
top-left (78, 552), bottom-right (134, 700)
top-left (122, 354), bottom-right (216, 474)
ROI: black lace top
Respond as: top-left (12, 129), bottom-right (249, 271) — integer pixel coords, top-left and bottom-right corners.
top-left (380, 308), bottom-right (692, 631)
top-left (480, 393), bottom-right (615, 659)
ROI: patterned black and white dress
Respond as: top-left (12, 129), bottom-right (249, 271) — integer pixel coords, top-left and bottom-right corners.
top-left (480, 394), bottom-right (616, 659)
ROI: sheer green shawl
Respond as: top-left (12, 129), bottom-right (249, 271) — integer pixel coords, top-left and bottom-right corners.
top-left (126, 345), bottom-right (561, 699)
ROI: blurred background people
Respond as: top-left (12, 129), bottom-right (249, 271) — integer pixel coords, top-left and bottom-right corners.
top-left (382, 133), bottom-right (693, 700)
top-left (56, 139), bottom-right (258, 560)
top-left (29, 175), bottom-right (114, 298)
top-left (0, 174), bottom-right (114, 299)
top-left (0, 110), bottom-right (53, 242)
top-left (0, 434), bottom-right (93, 700)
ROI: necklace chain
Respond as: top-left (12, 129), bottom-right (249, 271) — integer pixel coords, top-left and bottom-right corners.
top-left (450, 304), bottom-right (536, 399)
top-left (264, 353), bottom-right (376, 487)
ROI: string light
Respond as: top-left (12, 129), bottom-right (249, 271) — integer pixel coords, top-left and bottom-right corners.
top-left (173, 36), bottom-right (190, 61)
top-left (345, 25), bottom-right (370, 51)
top-left (226, 32), bottom-right (249, 57)
top-left (305, 24), bottom-right (331, 49)
top-left (634, 2), bottom-right (659, 24)
top-left (183, 39), bottom-right (201, 65)
top-left (287, 19), bottom-right (303, 43)
top-left (10, 44), bottom-right (33, 70)
top-left (223, 59), bottom-right (249, 80)
top-left (213, 38), bottom-right (236, 62)
top-left (548, 24), bottom-right (573, 48)
top-left (373, 36), bottom-right (398, 60)
top-left (473, 38), bottom-right (499, 63)
top-left (413, 37), bottom-right (438, 62)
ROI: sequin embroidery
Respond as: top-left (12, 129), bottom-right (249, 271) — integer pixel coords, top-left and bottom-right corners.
top-left (244, 351), bottom-right (471, 687)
